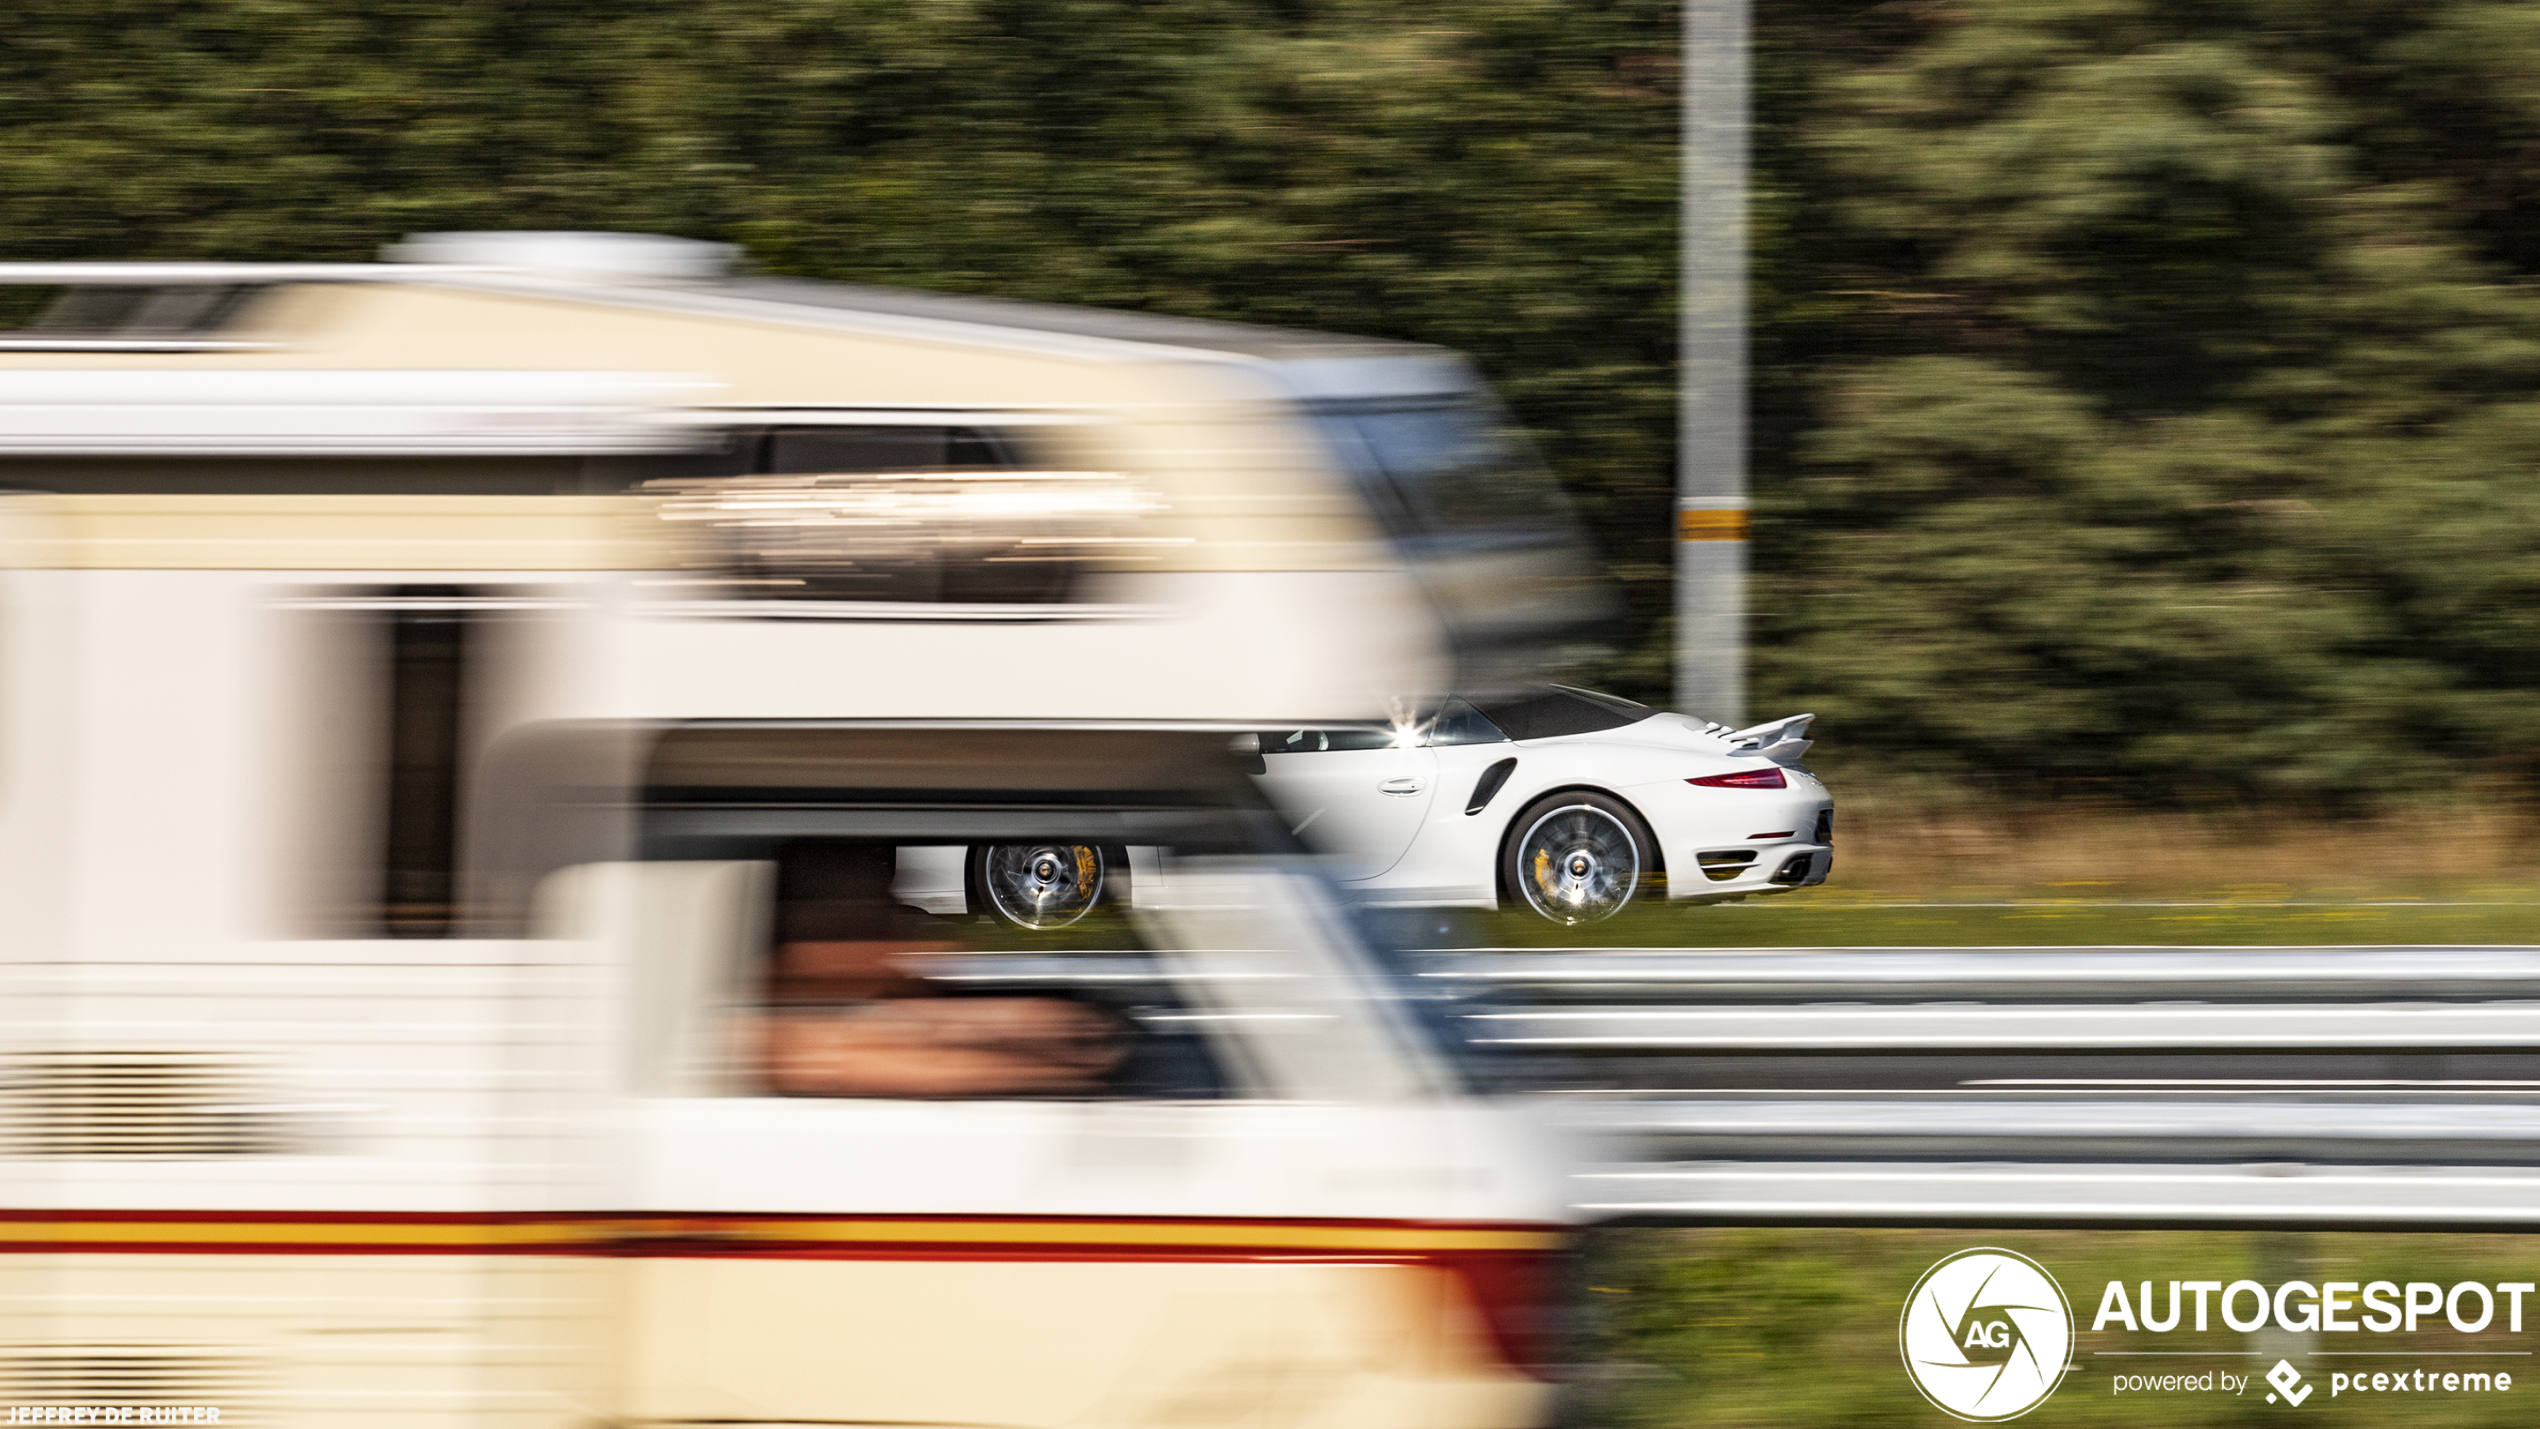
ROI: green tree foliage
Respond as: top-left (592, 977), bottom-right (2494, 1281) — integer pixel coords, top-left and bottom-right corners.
top-left (1754, 0), bottom-right (2540, 804)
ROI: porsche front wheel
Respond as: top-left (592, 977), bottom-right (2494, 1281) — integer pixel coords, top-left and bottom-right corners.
top-left (968, 843), bottom-right (1108, 930)
top-left (1502, 793), bottom-right (1652, 925)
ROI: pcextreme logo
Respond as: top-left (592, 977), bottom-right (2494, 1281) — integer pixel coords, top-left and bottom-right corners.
top-left (1901, 1248), bottom-right (2075, 1421)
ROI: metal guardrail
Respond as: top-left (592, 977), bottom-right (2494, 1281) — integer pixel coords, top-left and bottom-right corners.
top-left (1575, 1097), bottom-right (2540, 1160)
top-left (1411, 947), bottom-right (2540, 1226)
top-left (1568, 1161), bottom-right (2540, 1227)
top-left (1413, 945), bottom-right (2540, 1003)
top-left (1469, 1003), bottom-right (2540, 1050)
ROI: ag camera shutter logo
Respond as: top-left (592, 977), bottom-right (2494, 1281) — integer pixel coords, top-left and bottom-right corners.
top-left (1901, 1248), bottom-right (2074, 1421)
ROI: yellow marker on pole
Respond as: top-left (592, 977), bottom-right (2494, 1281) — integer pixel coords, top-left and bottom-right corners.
top-left (1679, 507), bottom-right (1750, 542)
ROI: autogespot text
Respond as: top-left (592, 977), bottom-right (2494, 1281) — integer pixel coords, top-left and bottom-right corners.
top-left (2092, 1277), bottom-right (2527, 1407)
top-left (2092, 1278), bottom-right (2534, 1334)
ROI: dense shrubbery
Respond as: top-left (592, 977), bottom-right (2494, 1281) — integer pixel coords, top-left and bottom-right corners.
top-left (11, 1), bottom-right (2540, 806)
top-left (1755, 0), bottom-right (2540, 806)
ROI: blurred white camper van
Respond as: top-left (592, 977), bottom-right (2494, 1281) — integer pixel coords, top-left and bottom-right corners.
top-left (0, 235), bottom-right (1585, 1427)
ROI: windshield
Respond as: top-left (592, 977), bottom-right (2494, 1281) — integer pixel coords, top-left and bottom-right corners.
top-left (1308, 396), bottom-right (1578, 553)
top-left (562, 723), bottom-right (1473, 1102)
top-left (1420, 697), bottom-right (1511, 746)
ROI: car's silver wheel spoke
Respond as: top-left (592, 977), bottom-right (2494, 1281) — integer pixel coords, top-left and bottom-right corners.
top-left (980, 844), bottom-right (1104, 929)
top-left (1516, 805), bottom-right (1638, 924)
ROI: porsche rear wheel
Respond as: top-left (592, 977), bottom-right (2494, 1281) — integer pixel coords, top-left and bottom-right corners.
top-left (1502, 792), bottom-right (1651, 925)
top-left (969, 843), bottom-right (1108, 930)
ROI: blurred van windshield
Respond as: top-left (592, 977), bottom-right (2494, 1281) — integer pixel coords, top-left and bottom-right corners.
top-left (1308, 396), bottom-right (1570, 552)
top-left (1306, 394), bottom-right (1608, 685)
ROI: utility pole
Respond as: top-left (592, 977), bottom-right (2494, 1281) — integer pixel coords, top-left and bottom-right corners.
top-left (1678, 0), bottom-right (1748, 725)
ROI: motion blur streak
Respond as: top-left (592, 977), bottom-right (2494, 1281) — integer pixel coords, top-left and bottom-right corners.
top-left (0, 235), bottom-right (1596, 1426)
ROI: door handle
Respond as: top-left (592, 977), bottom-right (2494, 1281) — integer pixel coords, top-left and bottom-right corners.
top-left (1379, 777), bottom-right (1425, 795)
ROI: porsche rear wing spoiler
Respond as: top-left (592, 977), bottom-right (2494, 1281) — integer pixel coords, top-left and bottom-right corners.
top-left (1724, 712), bottom-right (1814, 765)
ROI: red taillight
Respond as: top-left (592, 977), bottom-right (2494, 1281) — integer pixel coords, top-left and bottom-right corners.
top-left (1688, 767), bottom-right (1786, 789)
top-left (1435, 1247), bottom-right (1568, 1379)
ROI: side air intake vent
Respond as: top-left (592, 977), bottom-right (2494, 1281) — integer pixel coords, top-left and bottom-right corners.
top-left (1465, 757), bottom-right (1519, 816)
top-left (3, 1053), bottom-right (300, 1158)
top-left (1695, 850), bottom-right (1758, 882)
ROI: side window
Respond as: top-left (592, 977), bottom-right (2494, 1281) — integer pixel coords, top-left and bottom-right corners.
top-left (1321, 727), bottom-right (1398, 751)
top-left (277, 585), bottom-right (505, 938)
top-left (764, 425), bottom-right (1019, 475)
top-left (643, 423), bottom-right (1143, 605)
top-left (751, 840), bottom-right (1223, 1101)
top-left (378, 587), bottom-right (475, 937)
top-left (1260, 726), bottom-right (1396, 754)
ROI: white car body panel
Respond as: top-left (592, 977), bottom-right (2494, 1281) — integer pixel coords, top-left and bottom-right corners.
top-left (1261, 740), bottom-right (1440, 880)
top-left (1260, 702), bottom-right (1835, 913)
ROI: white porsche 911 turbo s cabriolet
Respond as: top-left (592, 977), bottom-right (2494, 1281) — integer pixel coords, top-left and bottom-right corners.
top-left (1250, 685), bottom-right (1833, 923)
top-left (891, 686), bottom-right (1830, 928)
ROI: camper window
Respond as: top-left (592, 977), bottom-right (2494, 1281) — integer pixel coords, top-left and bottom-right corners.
top-left (1261, 726), bottom-right (1399, 754)
top-left (765, 425), bottom-right (1021, 475)
top-left (750, 840), bottom-right (1223, 1101)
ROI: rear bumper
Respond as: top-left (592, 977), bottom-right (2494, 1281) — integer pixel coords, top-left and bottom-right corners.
top-left (1620, 776), bottom-right (1834, 902)
top-left (1668, 843), bottom-right (1831, 901)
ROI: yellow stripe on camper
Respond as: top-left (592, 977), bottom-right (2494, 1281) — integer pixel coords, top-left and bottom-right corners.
top-left (0, 1214), bottom-right (1562, 1257)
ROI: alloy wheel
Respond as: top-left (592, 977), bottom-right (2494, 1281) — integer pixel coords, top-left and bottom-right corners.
top-left (1514, 804), bottom-right (1640, 924)
top-left (977, 843), bottom-right (1106, 929)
